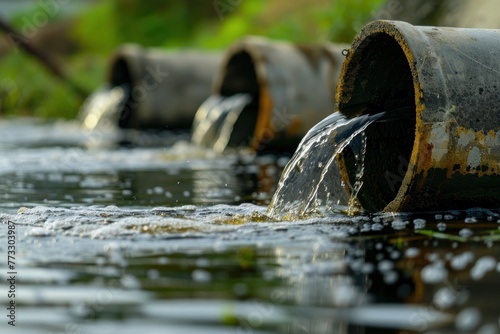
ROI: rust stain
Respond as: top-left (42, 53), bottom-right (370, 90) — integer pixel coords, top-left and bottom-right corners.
top-left (251, 85), bottom-right (274, 150)
top-left (284, 117), bottom-right (302, 137)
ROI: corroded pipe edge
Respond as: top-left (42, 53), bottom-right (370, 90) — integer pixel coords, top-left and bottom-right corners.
top-left (107, 43), bottom-right (145, 87)
top-left (336, 20), bottom-right (500, 211)
top-left (212, 36), bottom-right (347, 151)
top-left (336, 20), bottom-right (424, 211)
top-left (106, 44), bottom-right (152, 126)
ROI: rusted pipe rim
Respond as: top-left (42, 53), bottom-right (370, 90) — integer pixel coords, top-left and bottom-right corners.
top-left (214, 36), bottom-right (274, 149)
top-left (336, 20), bottom-right (423, 212)
top-left (108, 44), bottom-right (145, 87)
top-left (336, 20), bottom-right (500, 212)
top-left (214, 36), bottom-right (347, 151)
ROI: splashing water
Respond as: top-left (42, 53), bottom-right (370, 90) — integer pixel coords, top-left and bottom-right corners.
top-left (79, 84), bottom-right (130, 132)
top-left (268, 106), bottom-right (416, 219)
top-left (0, 117), bottom-right (497, 334)
top-left (191, 94), bottom-right (252, 152)
top-left (268, 108), bottom-right (410, 219)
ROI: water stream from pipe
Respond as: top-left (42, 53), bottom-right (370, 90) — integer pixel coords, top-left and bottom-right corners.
top-left (268, 107), bottom-right (415, 219)
top-left (79, 84), bottom-right (130, 132)
top-left (191, 94), bottom-right (252, 152)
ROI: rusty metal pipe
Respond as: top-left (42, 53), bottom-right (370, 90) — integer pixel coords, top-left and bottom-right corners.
top-left (336, 20), bottom-right (500, 212)
top-left (108, 44), bottom-right (221, 130)
top-left (212, 36), bottom-right (347, 151)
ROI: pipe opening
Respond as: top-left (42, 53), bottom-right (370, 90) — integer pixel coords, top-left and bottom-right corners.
top-left (338, 33), bottom-right (416, 211)
top-left (110, 58), bottom-right (131, 86)
top-left (109, 58), bottom-right (135, 128)
top-left (219, 51), bottom-right (260, 146)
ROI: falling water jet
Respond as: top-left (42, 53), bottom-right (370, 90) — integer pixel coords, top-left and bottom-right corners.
top-left (191, 94), bottom-right (253, 153)
top-left (267, 106), bottom-right (415, 220)
top-left (79, 84), bottom-right (130, 133)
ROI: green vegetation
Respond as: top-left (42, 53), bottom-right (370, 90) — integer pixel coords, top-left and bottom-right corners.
top-left (0, 0), bottom-right (385, 119)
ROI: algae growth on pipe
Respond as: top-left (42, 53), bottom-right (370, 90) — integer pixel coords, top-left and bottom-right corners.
top-left (79, 44), bottom-right (221, 133)
top-left (191, 36), bottom-right (348, 152)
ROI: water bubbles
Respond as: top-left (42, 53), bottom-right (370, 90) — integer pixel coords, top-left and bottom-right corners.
top-left (459, 228), bottom-right (473, 237)
top-left (405, 248), bottom-right (420, 258)
top-left (413, 218), bottom-right (426, 229)
top-left (390, 250), bottom-right (401, 260)
top-left (378, 260), bottom-right (394, 272)
top-left (464, 217), bottom-right (478, 223)
top-left (147, 269), bottom-right (161, 280)
top-left (427, 252), bottom-right (440, 263)
top-left (433, 287), bottom-right (459, 309)
top-left (192, 269), bottom-right (212, 282)
top-left (470, 256), bottom-right (497, 280)
top-left (421, 262), bottom-right (448, 284)
top-left (455, 307), bottom-right (481, 332)
top-left (437, 222), bottom-right (447, 231)
top-left (450, 251), bottom-right (474, 271)
top-left (196, 258), bottom-right (210, 268)
top-left (361, 262), bottom-right (374, 274)
top-left (383, 270), bottom-right (399, 284)
top-left (121, 275), bottom-right (141, 289)
top-left (153, 186), bottom-right (164, 194)
top-left (391, 220), bottom-right (408, 230)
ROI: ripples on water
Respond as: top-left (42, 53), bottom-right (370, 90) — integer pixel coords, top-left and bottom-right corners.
top-left (0, 119), bottom-right (499, 334)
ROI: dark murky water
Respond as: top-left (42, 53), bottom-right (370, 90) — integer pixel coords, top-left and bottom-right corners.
top-left (0, 119), bottom-right (499, 334)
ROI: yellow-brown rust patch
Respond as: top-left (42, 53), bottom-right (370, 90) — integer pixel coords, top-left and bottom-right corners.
top-left (251, 86), bottom-right (273, 150)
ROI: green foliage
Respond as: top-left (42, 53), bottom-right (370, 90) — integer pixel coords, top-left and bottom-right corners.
top-left (10, 2), bottom-right (63, 29)
top-left (193, 0), bottom-right (386, 47)
top-left (0, 0), bottom-right (388, 119)
top-left (71, 0), bottom-right (120, 55)
top-left (0, 52), bottom-right (81, 119)
top-left (327, 0), bottom-right (387, 42)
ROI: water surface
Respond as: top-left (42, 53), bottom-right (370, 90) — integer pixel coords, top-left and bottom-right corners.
top-left (0, 119), bottom-right (499, 334)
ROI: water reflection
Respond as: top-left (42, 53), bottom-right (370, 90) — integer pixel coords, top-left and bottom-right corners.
top-left (5, 209), bottom-right (497, 333)
top-left (0, 159), bottom-right (282, 210)
top-left (0, 119), bottom-right (285, 210)
top-left (0, 119), bottom-right (499, 334)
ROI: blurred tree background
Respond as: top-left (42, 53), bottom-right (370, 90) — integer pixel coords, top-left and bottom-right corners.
top-left (0, 0), bottom-right (385, 119)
